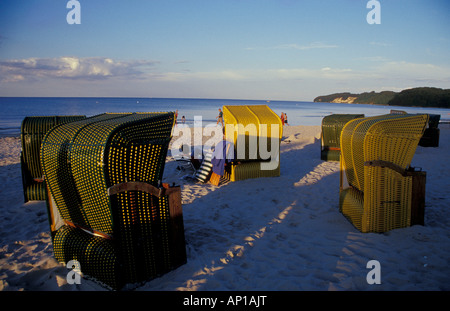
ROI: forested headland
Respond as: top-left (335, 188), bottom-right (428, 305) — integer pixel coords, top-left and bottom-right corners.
top-left (314, 87), bottom-right (450, 108)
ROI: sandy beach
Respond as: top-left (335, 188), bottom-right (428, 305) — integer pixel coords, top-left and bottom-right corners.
top-left (0, 124), bottom-right (449, 291)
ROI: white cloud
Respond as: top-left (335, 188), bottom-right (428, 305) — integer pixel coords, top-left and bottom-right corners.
top-left (1, 56), bottom-right (448, 101)
top-left (369, 41), bottom-right (392, 47)
top-left (0, 57), bottom-right (158, 82)
top-left (359, 56), bottom-right (390, 62)
top-left (274, 42), bottom-right (339, 50)
top-left (377, 61), bottom-right (448, 78)
top-left (167, 66), bottom-right (358, 83)
top-left (246, 41), bottom-right (338, 51)
top-left (123, 60), bottom-right (450, 88)
top-left (1, 74), bottom-right (25, 83)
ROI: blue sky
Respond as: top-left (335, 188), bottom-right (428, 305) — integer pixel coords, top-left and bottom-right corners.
top-left (0, 0), bottom-right (449, 101)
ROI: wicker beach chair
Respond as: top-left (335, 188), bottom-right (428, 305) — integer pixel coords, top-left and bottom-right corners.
top-left (419, 114), bottom-right (440, 147)
top-left (41, 112), bottom-right (186, 290)
top-left (339, 114), bottom-right (429, 233)
top-left (20, 115), bottom-right (86, 202)
top-left (222, 105), bottom-right (283, 181)
top-left (320, 114), bottom-right (364, 161)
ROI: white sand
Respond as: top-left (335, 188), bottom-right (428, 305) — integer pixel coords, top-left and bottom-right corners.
top-left (1, 125), bottom-right (449, 291)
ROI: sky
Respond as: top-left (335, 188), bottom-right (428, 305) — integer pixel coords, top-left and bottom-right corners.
top-left (0, 0), bottom-right (449, 101)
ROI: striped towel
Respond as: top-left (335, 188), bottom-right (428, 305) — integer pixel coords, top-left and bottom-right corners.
top-left (195, 152), bottom-right (213, 183)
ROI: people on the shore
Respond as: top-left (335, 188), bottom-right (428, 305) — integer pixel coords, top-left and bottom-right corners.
top-left (280, 112), bottom-right (289, 126)
top-left (210, 126), bottom-right (234, 186)
top-left (216, 108), bottom-right (224, 127)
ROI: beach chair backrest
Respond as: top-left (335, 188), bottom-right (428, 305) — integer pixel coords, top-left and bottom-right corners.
top-left (21, 116), bottom-right (86, 179)
top-left (321, 114), bottom-right (364, 161)
top-left (321, 114), bottom-right (364, 149)
top-left (223, 105), bottom-right (282, 161)
top-left (339, 113), bottom-right (429, 233)
top-left (20, 115), bottom-right (86, 202)
top-left (41, 112), bottom-right (175, 236)
top-left (341, 114), bottom-right (428, 192)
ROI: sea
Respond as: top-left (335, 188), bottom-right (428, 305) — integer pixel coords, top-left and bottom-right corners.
top-left (1, 97), bottom-right (449, 137)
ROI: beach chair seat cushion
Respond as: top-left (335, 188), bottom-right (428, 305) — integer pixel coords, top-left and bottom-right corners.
top-left (224, 160), bottom-right (280, 181)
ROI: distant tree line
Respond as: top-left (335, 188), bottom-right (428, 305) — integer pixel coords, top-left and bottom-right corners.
top-left (388, 87), bottom-right (450, 108)
top-left (314, 87), bottom-right (450, 108)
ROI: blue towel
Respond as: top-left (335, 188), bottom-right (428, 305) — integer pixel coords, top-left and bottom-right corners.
top-left (211, 140), bottom-right (234, 176)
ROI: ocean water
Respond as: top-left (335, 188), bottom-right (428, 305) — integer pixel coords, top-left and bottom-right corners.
top-left (1, 97), bottom-right (449, 137)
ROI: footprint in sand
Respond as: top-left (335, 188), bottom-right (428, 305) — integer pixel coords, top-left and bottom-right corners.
top-left (412, 233), bottom-right (431, 242)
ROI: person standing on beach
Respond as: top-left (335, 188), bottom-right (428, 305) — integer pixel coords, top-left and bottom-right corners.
top-left (284, 112), bottom-right (289, 126)
top-left (280, 112), bottom-right (285, 125)
top-left (216, 108), bottom-right (224, 127)
top-left (210, 126), bottom-right (234, 185)
top-left (175, 109), bottom-right (179, 125)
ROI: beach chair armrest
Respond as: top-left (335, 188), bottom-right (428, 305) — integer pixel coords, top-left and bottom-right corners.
top-left (107, 181), bottom-right (179, 197)
top-left (364, 160), bottom-right (408, 176)
top-left (364, 160), bottom-right (422, 177)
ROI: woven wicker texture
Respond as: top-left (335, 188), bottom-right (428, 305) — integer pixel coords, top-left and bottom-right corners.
top-left (223, 105), bottom-right (282, 161)
top-left (339, 114), bottom-right (429, 232)
top-left (53, 225), bottom-right (120, 289)
top-left (224, 161), bottom-right (280, 181)
top-left (42, 112), bottom-right (186, 289)
top-left (25, 182), bottom-right (47, 201)
top-left (20, 116), bottom-right (86, 202)
top-left (222, 105), bottom-right (282, 181)
top-left (42, 113), bottom-right (128, 228)
top-left (320, 114), bottom-right (364, 161)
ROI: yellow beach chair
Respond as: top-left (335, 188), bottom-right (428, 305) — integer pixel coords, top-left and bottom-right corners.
top-left (339, 114), bottom-right (429, 233)
top-left (222, 105), bottom-right (283, 181)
